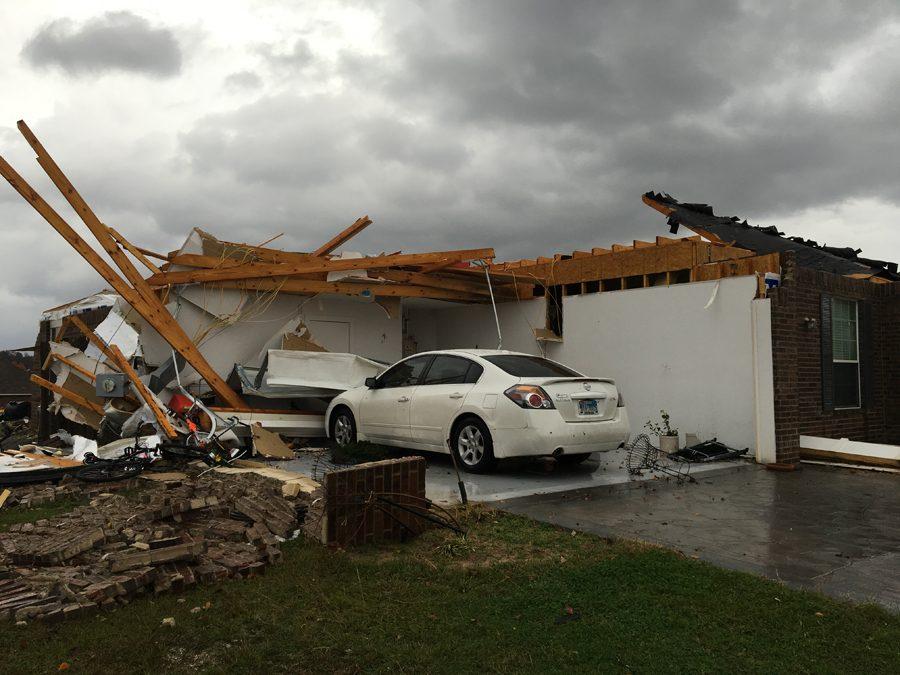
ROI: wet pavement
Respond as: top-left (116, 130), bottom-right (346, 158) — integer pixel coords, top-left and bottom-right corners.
top-left (496, 463), bottom-right (900, 611)
top-left (283, 446), bottom-right (745, 504)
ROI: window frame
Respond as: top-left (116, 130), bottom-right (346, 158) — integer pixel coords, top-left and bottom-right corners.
top-left (419, 355), bottom-right (484, 386)
top-left (376, 354), bottom-right (434, 389)
top-left (832, 297), bottom-right (861, 410)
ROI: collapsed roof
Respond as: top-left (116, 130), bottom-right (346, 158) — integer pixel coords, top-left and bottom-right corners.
top-left (643, 192), bottom-right (899, 281)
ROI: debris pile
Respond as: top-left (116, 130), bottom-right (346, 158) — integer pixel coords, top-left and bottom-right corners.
top-left (0, 469), bottom-right (311, 624)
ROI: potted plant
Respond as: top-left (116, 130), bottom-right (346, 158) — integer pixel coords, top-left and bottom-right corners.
top-left (645, 410), bottom-right (679, 453)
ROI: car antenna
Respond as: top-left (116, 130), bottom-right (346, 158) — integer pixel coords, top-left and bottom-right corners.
top-left (476, 259), bottom-right (502, 349)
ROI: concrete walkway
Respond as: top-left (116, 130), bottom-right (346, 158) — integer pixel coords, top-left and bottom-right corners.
top-left (496, 463), bottom-right (900, 612)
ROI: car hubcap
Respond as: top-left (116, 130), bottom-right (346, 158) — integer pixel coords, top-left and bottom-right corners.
top-left (334, 415), bottom-right (352, 446)
top-left (457, 425), bottom-right (484, 466)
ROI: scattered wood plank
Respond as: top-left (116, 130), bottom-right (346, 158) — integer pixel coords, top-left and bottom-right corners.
top-left (0, 489), bottom-right (10, 509)
top-left (312, 216), bottom-right (372, 256)
top-left (30, 374), bottom-right (106, 416)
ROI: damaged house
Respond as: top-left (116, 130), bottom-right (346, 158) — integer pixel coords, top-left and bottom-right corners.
top-left (6, 119), bottom-right (898, 472)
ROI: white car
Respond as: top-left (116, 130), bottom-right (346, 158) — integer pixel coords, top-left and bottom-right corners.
top-left (325, 349), bottom-right (630, 473)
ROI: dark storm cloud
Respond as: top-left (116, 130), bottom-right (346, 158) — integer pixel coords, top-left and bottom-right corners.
top-left (21, 11), bottom-right (182, 77)
top-left (172, 0), bottom-right (897, 261)
top-left (4, 0), bottom-right (900, 351)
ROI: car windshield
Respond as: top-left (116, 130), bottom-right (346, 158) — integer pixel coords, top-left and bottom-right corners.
top-left (483, 354), bottom-right (582, 377)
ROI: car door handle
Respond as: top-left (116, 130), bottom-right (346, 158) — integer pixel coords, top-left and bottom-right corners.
top-left (397, 396), bottom-right (410, 403)
top-left (449, 393), bottom-right (464, 399)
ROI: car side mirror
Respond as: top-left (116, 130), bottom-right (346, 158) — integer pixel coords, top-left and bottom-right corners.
top-left (365, 376), bottom-right (378, 389)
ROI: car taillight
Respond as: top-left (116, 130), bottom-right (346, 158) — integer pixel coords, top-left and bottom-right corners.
top-left (617, 390), bottom-right (625, 407)
top-left (504, 385), bottom-right (554, 409)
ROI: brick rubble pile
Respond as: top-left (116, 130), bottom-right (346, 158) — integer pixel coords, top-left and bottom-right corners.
top-left (0, 470), bottom-right (308, 623)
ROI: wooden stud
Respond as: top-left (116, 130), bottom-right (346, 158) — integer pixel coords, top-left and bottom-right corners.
top-left (30, 374), bottom-right (106, 416)
top-left (107, 344), bottom-right (178, 439)
top-left (312, 216), bottom-right (372, 256)
top-left (571, 250), bottom-right (591, 258)
top-left (146, 247), bottom-right (496, 286)
top-left (611, 243), bottom-right (632, 252)
top-left (591, 247), bottom-right (611, 255)
top-left (633, 240), bottom-right (654, 249)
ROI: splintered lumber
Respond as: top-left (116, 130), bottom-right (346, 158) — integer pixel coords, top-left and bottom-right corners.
top-left (371, 269), bottom-right (514, 297)
top-left (217, 278), bottom-right (486, 302)
top-left (108, 226), bottom-right (161, 274)
top-left (30, 374), bottom-right (106, 416)
top-left (106, 345), bottom-right (178, 439)
top-left (0, 489), bottom-right (10, 509)
top-left (2, 123), bottom-right (245, 409)
top-left (145, 248), bottom-right (496, 286)
top-left (312, 216), bottom-right (372, 256)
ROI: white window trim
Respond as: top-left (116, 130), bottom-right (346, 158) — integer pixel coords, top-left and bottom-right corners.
top-left (833, 299), bottom-right (861, 410)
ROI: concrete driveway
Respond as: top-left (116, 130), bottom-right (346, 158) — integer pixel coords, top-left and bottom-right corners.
top-left (284, 446), bottom-right (745, 504)
top-left (496, 463), bottom-right (900, 611)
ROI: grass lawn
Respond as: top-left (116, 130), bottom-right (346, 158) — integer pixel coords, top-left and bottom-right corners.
top-left (0, 504), bottom-right (897, 673)
top-left (0, 497), bottom-right (85, 531)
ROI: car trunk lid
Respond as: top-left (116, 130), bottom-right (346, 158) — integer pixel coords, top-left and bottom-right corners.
top-left (521, 377), bottom-right (619, 422)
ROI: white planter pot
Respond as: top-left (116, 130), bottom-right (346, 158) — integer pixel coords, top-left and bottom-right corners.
top-left (658, 435), bottom-right (679, 454)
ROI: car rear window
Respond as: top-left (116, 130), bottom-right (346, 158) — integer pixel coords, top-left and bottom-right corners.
top-left (483, 355), bottom-right (582, 377)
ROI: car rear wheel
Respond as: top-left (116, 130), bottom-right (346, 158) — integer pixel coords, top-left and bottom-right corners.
top-left (451, 417), bottom-right (495, 473)
top-left (330, 407), bottom-right (357, 447)
top-left (556, 452), bottom-right (592, 465)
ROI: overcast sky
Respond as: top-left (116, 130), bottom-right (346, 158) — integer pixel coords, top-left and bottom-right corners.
top-left (1, 1), bottom-right (899, 348)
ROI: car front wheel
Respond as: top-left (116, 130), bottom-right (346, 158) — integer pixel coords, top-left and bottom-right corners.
top-left (330, 407), bottom-right (357, 447)
top-left (451, 417), bottom-right (495, 473)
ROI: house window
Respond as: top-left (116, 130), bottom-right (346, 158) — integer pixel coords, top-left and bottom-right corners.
top-left (832, 298), bottom-right (860, 408)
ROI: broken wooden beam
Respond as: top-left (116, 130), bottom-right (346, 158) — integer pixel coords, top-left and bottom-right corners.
top-left (312, 216), bottom-right (372, 256)
top-left (106, 344), bottom-right (178, 439)
top-left (30, 374), bottom-right (106, 416)
top-left (216, 278), bottom-right (487, 302)
top-left (145, 248), bottom-right (496, 286)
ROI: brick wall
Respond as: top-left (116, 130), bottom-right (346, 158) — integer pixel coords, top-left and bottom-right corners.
top-left (307, 456), bottom-right (428, 547)
top-left (769, 252), bottom-right (900, 462)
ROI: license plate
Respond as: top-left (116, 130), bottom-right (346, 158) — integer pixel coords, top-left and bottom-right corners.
top-left (578, 399), bottom-right (599, 415)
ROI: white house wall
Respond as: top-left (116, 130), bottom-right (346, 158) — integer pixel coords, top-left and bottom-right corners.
top-left (134, 291), bottom-right (402, 390)
top-left (410, 276), bottom-right (768, 452)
